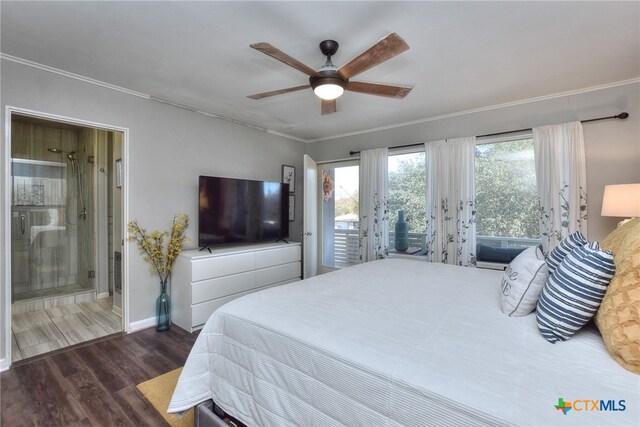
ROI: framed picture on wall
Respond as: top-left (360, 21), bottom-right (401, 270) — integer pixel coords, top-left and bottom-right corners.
top-left (282, 164), bottom-right (295, 193)
top-left (115, 158), bottom-right (122, 188)
top-left (289, 195), bottom-right (295, 221)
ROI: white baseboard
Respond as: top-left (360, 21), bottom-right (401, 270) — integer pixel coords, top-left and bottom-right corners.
top-left (127, 316), bottom-right (156, 333)
top-left (0, 357), bottom-right (9, 372)
top-left (96, 292), bottom-right (110, 299)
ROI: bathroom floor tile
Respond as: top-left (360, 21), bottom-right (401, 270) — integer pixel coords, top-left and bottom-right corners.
top-left (78, 299), bottom-right (122, 334)
top-left (11, 296), bottom-right (121, 363)
top-left (61, 324), bottom-right (110, 345)
top-left (45, 303), bottom-right (84, 319)
top-left (19, 338), bottom-right (70, 359)
top-left (11, 310), bottom-right (52, 333)
top-left (14, 323), bottom-right (66, 349)
top-left (50, 311), bottom-right (98, 332)
top-left (80, 298), bottom-right (113, 313)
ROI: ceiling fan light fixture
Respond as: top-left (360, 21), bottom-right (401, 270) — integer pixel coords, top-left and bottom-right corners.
top-left (314, 83), bottom-right (344, 100)
top-left (310, 77), bottom-right (347, 100)
top-left (248, 34), bottom-right (412, 114)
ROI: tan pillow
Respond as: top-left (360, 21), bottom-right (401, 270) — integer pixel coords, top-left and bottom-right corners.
top-left (601, 218), bottom-right (638, 254)
top-left (595, 218), bottom-right (640, 374)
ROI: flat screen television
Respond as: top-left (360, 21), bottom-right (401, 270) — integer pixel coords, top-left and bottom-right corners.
top-left (198, 175), bottom-right (289, 248)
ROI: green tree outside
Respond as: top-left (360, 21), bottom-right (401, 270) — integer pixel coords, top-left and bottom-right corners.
top-left (335, 190), bottom-right (359, 217)
top-left (475, 139), bottom-right (539, 238)
top-left (388, 153), bottom-right (427, 233)
top-left (385, 141), bottom-right (539, 239)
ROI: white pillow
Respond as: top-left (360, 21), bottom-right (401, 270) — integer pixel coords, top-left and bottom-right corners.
top-left (500, 246), bottom-right (549, 317)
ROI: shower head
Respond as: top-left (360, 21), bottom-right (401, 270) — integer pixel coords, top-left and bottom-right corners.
top-left (48, 148), bottom-right (77, 161)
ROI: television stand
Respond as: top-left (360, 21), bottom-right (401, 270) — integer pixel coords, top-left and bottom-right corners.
top-left (198, 246), bottom-right (213, 253)
top-left (275, 238), bottom-right (289, 244)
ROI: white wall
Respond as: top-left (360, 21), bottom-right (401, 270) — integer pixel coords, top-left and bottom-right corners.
top-left (0, 59), bottom-right (306, 366)
top-left (307, 82), bottom-right (640, 243)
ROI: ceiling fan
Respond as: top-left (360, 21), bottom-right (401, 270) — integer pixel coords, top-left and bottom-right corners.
top-left (248, 33), bottom-right (412, 115)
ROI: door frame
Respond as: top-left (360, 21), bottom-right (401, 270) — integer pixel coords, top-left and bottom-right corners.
top-left (302, 155), bottom-right (318, 279)
top-left (1, 106), bottom-right (130, 371)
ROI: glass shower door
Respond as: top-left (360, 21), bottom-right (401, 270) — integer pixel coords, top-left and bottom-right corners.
top-left (11, 159), bottom-right (69, 301)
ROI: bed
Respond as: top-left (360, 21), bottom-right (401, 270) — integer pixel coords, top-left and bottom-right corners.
top-left (168, 259), bottom-right (639, 426)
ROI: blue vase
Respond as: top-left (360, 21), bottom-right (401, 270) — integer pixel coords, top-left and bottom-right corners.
top-left (156, 279), bottom-right (171, 332)
top-left (395, 210), bottom-right (409, 251)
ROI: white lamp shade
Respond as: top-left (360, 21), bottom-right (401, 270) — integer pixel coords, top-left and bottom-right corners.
top-left (601, 183), bottom-right (640, 217)
top-left (313, 84), bottom-right (344, 100)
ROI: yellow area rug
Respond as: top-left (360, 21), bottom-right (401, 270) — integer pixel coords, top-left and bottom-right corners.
top-left (137, 367), bottom-right (194, 427)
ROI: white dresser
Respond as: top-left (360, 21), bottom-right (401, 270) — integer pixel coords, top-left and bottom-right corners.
top-left (172, 242), bottom-right (301, 332)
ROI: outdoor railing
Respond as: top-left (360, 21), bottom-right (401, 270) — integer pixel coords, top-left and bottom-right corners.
top-left (334, 229), bottom-right (360, 266)
top-left (333, 229), bottom-right (540, 266)
top-left (476, 235), bottom-right (541, 249)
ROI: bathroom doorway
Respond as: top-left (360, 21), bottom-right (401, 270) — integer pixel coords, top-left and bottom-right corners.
top-left (8, 112), bottom-right (125, 362)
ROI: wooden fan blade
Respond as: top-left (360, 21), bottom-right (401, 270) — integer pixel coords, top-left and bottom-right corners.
top-left (251, 42), bottom-right (321, 77)
top-left (338, 33), bottom-right (409, 80)
top-left (321, 99), bottom-right (337, 115)
top-left (248, 85), bottom-right (310, 100)
top-left (346, 81), bottom-right (412, 99)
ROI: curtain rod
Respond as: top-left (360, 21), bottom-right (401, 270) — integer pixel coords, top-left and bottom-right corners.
top-left (348, 112), bottom-right (629, 156)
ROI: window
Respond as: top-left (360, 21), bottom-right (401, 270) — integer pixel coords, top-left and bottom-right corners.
top-left (320, 163), bottom-right (359, 268)
top-left (475, 137), bottom-right (541, 262)
top-left (387, 152), bottom-right (427, 252)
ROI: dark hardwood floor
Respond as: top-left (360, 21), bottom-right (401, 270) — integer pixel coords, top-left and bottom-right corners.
top-left (1, 325), bottom-right (199, 426)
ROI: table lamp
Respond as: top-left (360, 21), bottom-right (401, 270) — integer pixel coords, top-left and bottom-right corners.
top-left (601, 183), bottom-right (640, 226)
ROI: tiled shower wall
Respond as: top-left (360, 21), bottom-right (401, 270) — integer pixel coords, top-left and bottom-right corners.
top-left (11, 119), bottom-right (96, 300)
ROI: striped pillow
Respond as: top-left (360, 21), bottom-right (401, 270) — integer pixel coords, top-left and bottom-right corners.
top-left (546, 231), bottom-right (588, 274)
top-left (536, 242), bottom-right (615, 343)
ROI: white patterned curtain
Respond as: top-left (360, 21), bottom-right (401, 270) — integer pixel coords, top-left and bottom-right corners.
top-left (533, 121), bottom-right (587, 253)
top-left (359, 148), bottom-right (389, 262)
top-left (425, 137), bottom-right (477, 266)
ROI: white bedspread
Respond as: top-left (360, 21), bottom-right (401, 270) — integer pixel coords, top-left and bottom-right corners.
top-left (169, 259), bottom-right (639, 426)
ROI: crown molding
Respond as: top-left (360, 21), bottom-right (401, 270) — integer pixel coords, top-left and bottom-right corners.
top-left (1, 53), bottom-right (151, 99)
top-left (0, 53), bottom-right (308, 143)
top-left (3, 53), bottom-right (638, 145)
top-left (147, 95), bottom-right (305, 142)
top-left (304, 77), bottom-right (640, 143)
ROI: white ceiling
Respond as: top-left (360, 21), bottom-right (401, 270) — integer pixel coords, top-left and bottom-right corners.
top-left (1, 1), bottom-right (639, 142)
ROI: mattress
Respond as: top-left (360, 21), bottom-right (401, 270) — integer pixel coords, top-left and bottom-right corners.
top-left (169, 259), bottom-right (639, 426)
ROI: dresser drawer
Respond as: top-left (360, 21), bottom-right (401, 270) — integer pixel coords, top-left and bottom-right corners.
top-left (191, 270), bottom-right (256, 305)
top-left (255, 262), bottom-right (301, 287)
top-left (191, 284), bottom-right (275, 328)
top-left (255, 245), bottom-right (301, 269)
top-left (174, 243), bottom-right (301, 332)
top-left (192, 296), bottom-right (236, 328)
top-left (192, 252), bottom-right (254, 281)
